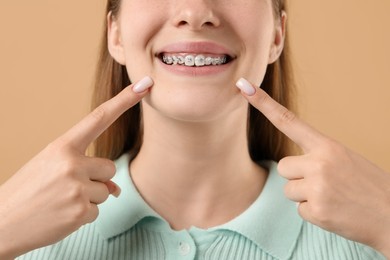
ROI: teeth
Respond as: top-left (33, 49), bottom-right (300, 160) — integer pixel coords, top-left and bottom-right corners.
top-left (184, 55), bottom-right (195, 66)
top-left (172, 56), bottom-right (179, 65)
top-left (194, 55), bottom-right (205, 66)
top-left (212, 57), bottom-right (221, 65)
top-left (177, 56), bottom-right (185, 65)
top-left (162, 54), bottom-right (228, 66)
top-left (205, 57), bottom-right (213, 65)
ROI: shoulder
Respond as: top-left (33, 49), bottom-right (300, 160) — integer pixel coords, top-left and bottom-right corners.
top-left (291, 221), bottom-right (386, 260)
top-left (259, 161), bottom-right (386, 260)
top-left (16, 153), bottom-right (157, 260)
top-left (17, 223), bottom-right (104, 260)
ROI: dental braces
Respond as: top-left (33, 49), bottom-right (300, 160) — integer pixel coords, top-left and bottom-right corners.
top-left (162, 54), bottom-right (227, 67)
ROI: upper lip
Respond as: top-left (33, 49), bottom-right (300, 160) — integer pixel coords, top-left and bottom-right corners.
top-left (156, 41), bottom-right (236, 58)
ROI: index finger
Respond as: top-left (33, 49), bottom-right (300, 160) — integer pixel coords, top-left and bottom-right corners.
top-left (236, 78), bottom-right (326, 152)
top-left (59, 76), bottom-right (153, 152)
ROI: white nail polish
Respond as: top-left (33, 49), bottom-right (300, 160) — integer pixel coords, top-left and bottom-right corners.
top-left (132, 76), bottom-right (153, 93)
top-left (236, 78), bottom-right (256, 96)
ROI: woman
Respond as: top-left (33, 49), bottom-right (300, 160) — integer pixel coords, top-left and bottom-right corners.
top-left (0, 0), bottom-right (389, 259)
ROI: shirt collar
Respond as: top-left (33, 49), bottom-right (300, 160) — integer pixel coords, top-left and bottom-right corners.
top-left (95, 153), bottom-right (162, 239)
top-left (211, 161), bottom-right (303, 260)
top-left (96, 155), bottom-right (302, 260)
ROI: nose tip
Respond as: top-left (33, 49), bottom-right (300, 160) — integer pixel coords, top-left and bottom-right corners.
top-left (172, 2), bottom-right (220, 31)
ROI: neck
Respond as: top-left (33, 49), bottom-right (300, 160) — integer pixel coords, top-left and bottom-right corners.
top-left (130, 103), bottom-right (267, 230)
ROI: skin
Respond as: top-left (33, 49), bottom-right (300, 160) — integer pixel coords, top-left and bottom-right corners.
top-left (110, 0), bottom-right (390, 255)
top-left (1, 0), bottom-right (389, 259)
top-left (0, 79), bottom-right (153, 259)
top-left (237, 79), bottom-right (390, 258)
top-left (108, 0), bottom-right (284, 122)
top-left (108, 0), bottom-right (283, 231)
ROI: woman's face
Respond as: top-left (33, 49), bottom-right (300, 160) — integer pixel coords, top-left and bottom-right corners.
top-left (108, 0), bottom-right (285, 122)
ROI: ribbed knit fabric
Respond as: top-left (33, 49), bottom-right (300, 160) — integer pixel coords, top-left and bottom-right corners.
top-left (17, 221), bottom-right (385, 260)
top-left (17, 154), bottom-right (386, 260)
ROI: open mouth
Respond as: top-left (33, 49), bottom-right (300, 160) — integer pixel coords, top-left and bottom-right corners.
top-left (158, 53), bottom-right (233, 67)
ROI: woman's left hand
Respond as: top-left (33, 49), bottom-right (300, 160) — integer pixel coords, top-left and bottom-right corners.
top-left (236, 78), bottom-right (390, 257)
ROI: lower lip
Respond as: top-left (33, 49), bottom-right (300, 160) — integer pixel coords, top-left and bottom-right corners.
top-left (157, 58), bottom-right (233, 76)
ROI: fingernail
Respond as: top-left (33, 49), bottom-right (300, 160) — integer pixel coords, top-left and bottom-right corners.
top-left (112, 185), bottom-right (121, 198)
top-left (132, 76), bottom-right (153, 93)
top-left (236, 78), bottom-right (256, 96)
top-left (106, 181), bottom-right (121, 198)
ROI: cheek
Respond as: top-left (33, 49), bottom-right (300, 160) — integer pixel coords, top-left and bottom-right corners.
top-left (222, 4), bottom-right (275, 85)
top-left (119, 2), bottom-right (167, 80)
top-left (243, 40), bottom-right (272, 87)
top-left (246, 31), bottom-right (275, 83)
top-left (236, 25), bottom-right (275, 86)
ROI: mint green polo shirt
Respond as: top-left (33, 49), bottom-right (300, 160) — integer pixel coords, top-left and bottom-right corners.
top-left (18, 154), bottom-right (385, 260)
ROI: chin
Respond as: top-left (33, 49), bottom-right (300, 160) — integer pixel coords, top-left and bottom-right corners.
top-left (143, 95), bottom-right (224, 123)
top-left (142, 82), bottom-right (245, 123)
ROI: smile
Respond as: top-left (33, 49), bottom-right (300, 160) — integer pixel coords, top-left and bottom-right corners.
top-left (160, 53), bottom-right (231, 67)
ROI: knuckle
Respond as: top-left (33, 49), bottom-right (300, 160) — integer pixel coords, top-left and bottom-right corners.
top-left (92, 158), bottom-right (117, 180)
top-left (100, 190), bottom-right (110, 203)
top-left (103, 182), bottom-right (116, 197)
top-left (313, 159), bottom-right (331, 175)
top-left (257, 91), bottom-right (271, 106)
top-left (45, 140), bottom-right (70, 156)
top-left (310, 166), bottom-right (331, 192)
top-left (71, 203), bottom-right (91, 221)
top-left (90, 105), bottom-right (107, 124)
top-left (321, 139), bottom-right (337, 153)
top-left (67, 183), bottom-right (86, 201)
top-left (279, 108), bottom-right (296, 125)
top-left (277, 157), bottom-right (291, 177)
top-left (312, 181), bottom-right (327, 199)
top-left (104, 160), bottom-right (117, 178)
top-left (321, 140), bottom-right (353, 167)
top-left (296, 203), bottom-right (307, 219)
top-left (310, 204), bottom-right (331, 226)
top-left (277, 158), bottom-right (286, 173)
top-left (86, 205), bottom-right (99, 223)
top-left (63, 202), bottom-right (91, 228)
top-left (59, 158), bottom-right (80, 177)
top-left (283, 182), bottom-right (293, 198)
top-left (94, 185), bottom-right (111, 204)
top-left (321, 138), bottom-right (345, 156)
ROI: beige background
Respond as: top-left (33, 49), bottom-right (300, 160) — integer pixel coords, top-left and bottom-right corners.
top-left (0, 0), bottom-right (389, 184)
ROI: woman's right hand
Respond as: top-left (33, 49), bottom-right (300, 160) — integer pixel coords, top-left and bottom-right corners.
top-left (0, 76), bottom-right (153, 260)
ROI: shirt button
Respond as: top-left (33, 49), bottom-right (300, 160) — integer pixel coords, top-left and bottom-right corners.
top-left (178, 242), bottom-right (191, 256)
